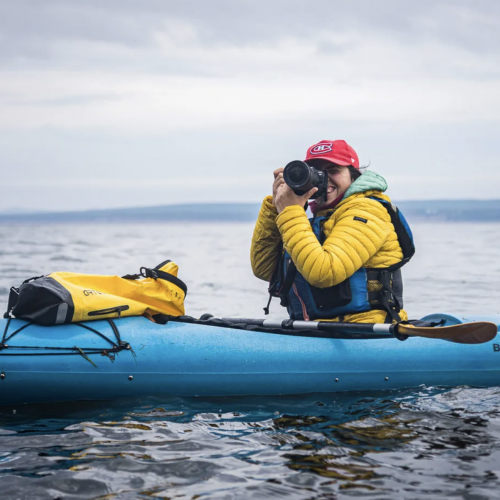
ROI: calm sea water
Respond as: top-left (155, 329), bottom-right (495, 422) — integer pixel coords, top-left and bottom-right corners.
top-left (0, 221), bottom-right (499, 499)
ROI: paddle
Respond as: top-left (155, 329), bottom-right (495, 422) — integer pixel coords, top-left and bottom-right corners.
top-left (219, 317), bottom-right (498, 345)
top-left (397, 321), bottom-right (498, 344)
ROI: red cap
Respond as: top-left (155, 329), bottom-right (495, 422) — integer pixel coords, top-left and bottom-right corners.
top-left (305, 140), bottom-right (359, 169)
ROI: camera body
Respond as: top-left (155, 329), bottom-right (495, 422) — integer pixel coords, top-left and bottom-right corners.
top-left (283, 161), bottom-right (328, 201)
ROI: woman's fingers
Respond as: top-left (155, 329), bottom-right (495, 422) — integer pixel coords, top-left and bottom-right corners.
top-left (273, 175), bottom-right (285, 193)
top-left (293, 187), bottom-right (318, 207)
top-left (305, 187), bottom-right (318, 199)
top-left (273, 173), bottom-right (284, 185)
top-left (273, 168), bottom-right (284, 179)
top-left (272, 168), bottom-right (286, 206)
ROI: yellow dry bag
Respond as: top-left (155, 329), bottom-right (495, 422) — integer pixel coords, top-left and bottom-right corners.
top-left (6, 260), bottom-right (187, 326)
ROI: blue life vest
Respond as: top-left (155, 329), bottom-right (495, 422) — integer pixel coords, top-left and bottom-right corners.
top-left (266, 198), bottom-right (415, 322)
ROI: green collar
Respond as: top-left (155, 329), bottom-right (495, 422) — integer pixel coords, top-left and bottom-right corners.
top-left (342, 171), bottom-right (388, 200)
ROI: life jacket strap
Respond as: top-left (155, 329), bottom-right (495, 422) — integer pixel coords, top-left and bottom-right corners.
top-left (265, 256), bottom-right (297, 314)
top-left (367, 269), bottom-right (402, 323)
top-left (266, 242), bottom-right (286, 314)
top-left (278, 260), bottom-right (297, 306)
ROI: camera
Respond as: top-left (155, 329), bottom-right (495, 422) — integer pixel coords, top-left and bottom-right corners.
top-left (283, 161), bottom-right (328, 200)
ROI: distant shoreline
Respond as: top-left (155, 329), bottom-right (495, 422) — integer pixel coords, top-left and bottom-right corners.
top-left (1, 201), bottom-right (500, 223)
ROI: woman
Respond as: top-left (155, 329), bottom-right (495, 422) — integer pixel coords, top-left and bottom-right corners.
top-left (251, 139), bottom-right (414, 324)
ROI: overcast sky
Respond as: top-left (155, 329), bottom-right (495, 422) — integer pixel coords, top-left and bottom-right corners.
top-left (1, 0), bottom-right (499, 211)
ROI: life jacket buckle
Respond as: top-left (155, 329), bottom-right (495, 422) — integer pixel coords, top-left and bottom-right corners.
top-left (381, 289), bottom-right (396, 308)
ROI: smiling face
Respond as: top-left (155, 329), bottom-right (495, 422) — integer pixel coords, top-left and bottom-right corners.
top-left (308, 160), bottom-right (354, 204)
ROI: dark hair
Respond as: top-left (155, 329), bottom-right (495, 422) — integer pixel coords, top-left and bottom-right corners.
top-left (348, 165), bottom-right (362, 182)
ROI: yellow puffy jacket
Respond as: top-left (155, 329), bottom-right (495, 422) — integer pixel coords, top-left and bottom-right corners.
top-left (251, 171), bottom-right (408, 323)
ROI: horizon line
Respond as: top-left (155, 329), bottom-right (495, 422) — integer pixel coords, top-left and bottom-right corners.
top-left (3, 198), bottom-right (500, 217)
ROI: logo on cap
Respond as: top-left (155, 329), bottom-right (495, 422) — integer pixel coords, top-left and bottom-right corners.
top-left (310, 143), bottom-right (332, 155)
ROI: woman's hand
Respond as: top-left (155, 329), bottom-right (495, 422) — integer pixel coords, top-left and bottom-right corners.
top-left (272, 168), bottom-right (284, 206)
top-left (272, 168), bottom-right (317, 214)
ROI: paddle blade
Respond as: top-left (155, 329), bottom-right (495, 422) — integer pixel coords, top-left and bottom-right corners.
top-left (398, 321), bottom-right (498, 345)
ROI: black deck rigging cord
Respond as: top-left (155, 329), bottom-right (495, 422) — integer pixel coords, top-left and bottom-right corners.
top-left (0, 318), bottom-right (131, 363)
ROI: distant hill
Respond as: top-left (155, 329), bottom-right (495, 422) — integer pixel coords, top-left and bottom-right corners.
top-left (0, 203), bottom-right (262, 223)
top-left (1, 200), bottom-right (500, 223)
top-left (396, 200), bottom-right (500, 222)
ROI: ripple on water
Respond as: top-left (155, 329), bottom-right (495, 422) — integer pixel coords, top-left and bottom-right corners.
top-left (0, 388), bottom-right (497, 498)
top-left (49, 256), bottom-right (86, 263)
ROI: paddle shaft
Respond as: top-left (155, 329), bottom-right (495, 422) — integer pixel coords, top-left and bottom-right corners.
top-left (222, 318), bottom-right (396, 336)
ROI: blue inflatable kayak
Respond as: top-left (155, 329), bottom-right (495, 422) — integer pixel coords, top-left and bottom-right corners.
top-left (0, 313), bottom-right (499, 406)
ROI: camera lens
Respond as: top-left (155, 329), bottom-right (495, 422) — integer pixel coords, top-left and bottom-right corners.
top-left (287, 163), bottom-right (308, 185)
top-left (283, 161), bottom-right (311, 188)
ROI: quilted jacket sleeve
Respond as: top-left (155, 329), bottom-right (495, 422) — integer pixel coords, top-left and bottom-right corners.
top-left (250, 196), bottom-right (281, 282)
top-left (276, 199), bottom-right (393, 288)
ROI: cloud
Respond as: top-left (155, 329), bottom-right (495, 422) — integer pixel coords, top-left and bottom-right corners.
top-left (0, 1), bottom-right (499, 210)
top-left (2, 1), bottom-right (500, 64)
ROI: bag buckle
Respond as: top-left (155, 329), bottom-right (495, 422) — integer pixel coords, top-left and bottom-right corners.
top-left (140, 267), bottom-right (158, 280)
